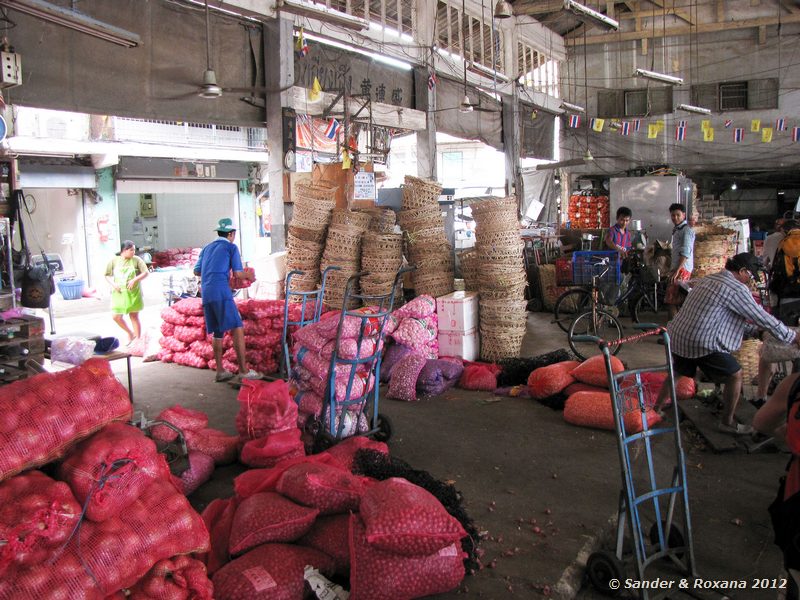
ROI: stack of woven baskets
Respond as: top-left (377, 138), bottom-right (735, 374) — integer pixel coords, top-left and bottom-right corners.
top-left (457, 249), bottom-right (479, 291)
top-left (360, 232), bottom-right (403, 299)
top-left (692, 222), bottom-right (738, 279)
top-left (362, 207), bottom-right (397, 234)
top-left (286, 183), bottom-right (338, 295)
top-left (471, 196), bottom-right (527, 362)
top-left (399, 175), bottom-right (454, 298)
top-left (320, 221), bottom-right (366, 309)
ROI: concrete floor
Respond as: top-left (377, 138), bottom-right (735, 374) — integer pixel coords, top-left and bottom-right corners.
top-left (38, 289), bottom-right (792, 599)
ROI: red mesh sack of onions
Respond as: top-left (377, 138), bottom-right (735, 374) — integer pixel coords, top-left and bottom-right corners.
top-left (212, 543), bottom-right (335, 600)
top-left (0, 358), bottom-right (132, 483)
top-left (527, 361), bottom-right (580, 400)
top-left (228, 492), bottom-right (319, 555)
top-left (0, 477), bottom-right (209, 599)
top-left (391, 317), bottom-right (436, 353)
top-left (393, 295), bottom-right (436, 319)
top-left (157, 350), bottom-right (174, 363)
top-left (172, 298), bottom-right (204, 316)
top-left (184, 429), bottom-right (239, 466)
top-left (563, 391), bottom-right (662, 433)
top-left (184, 315), bottom-right (205, 328)
top-left (160, 322), bottom-right (175, 337)
top-left (239, 428), bottom-right (305, 468)
top-left (359, 477), bottom-right (466, 556)
top-left (199, 497), bottom-right (239, 576)
top-left (171, 351), bottom-right (208, 370)
top-left (296, 390), bottom-right (324, 419)
top-left (237, 298), bottom-right (285, 321)
top-left (160, 306), bottom-right (186, 326)
top-left (564, 382), bottom-right (607, 396)
top-left (276, 461), bottom-right (367, 515)
top-left (242, 320), bottom-right (268, 336)
top-left (159, 337), bottom-right (188, 353)
top-left (323, 435), bottom-right (388, 472)
top-left (128, 556), bottom-right (214, 600)
top-left (58, 423), bottom-right (169, 522)
top-left (0, 471), bottom-right (81, 576)
top-left (320, 336), bottom-right (378, 360)
top-left (151, 405), bottom-right (209, 443)
top-left (236, 379), bottom-right (296, 439)
top-left (189, 340), bottom-right (214, 361)
top-left (348, 514), bottom-right (466, 600)
top-left (297, 513), bottom-right (351, 575)
top-left (234, 454), bottom-right (344, 498)
top-left (175, 451), bottom-right (215, 496)
top-left (571, 354), bottom-right (625, 388)
top-left (458, 361), bottom-right (502, 391)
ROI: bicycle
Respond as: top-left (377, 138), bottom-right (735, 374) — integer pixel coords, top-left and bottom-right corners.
top-left (553, 251), bottom-right (666, 332)
top-left (565, 256), bottom-right (624, 360)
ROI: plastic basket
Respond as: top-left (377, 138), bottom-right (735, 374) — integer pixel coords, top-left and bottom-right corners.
top-left (57, 279), bottom-right (84, 300)
top-left (572, 251), bottom-right (621, 285)
top-left (555, 257), bottom-right (574, 286)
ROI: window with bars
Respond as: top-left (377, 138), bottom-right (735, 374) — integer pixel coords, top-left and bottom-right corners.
top-left (322, 0), bottom-right (414, 35)
top-left (516, 41), bottom-right (558, 97)
top-left (597, 87), bottom-right (673, 117)
top-left (691, 78), bottom-right (778, 112)
top-left (719, 82), bottom-right (747, 111)
top-left (435, 0), bottom-right (503, 72)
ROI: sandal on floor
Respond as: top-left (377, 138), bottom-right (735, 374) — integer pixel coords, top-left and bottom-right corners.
top-left (215, 372), bottom-right (234, 383)
top-left (717, 422), bottom-right (753, 435)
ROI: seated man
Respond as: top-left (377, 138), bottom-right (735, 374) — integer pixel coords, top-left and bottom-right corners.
top-left (654, 253), bottom-right (800, 434)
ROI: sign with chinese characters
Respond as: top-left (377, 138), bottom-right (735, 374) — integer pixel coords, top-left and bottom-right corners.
top-left (353, 171), bottom-right (376, 200)
top-left (295, 41), bottom-right (413, 109)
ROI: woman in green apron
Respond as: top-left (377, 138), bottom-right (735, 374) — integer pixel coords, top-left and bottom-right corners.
top-left (105, 240), bottom-right (149, 344)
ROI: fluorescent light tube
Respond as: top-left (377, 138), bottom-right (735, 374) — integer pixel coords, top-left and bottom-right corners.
top-left (634, 68), bottom-right (684, 85)
top-left (677, 103), bottom-right (711, 115)
top-left (0, 0), bottom-right (140, 47)
top-left (467, 61), bottom-right (510, 83)
top-left (280, 0), bottom-right (369, 31)
top-left (563, 0), bottom-right (619, 31)
top-left (561, 101), bottom-right (585, 113)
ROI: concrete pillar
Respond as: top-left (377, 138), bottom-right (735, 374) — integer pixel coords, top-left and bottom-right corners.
top-left (414, 0), bottom-right (437, 180)
top-left (502, 92), bottom-right (521, 199)
top-left (264, 17), bottom-right (294, 252)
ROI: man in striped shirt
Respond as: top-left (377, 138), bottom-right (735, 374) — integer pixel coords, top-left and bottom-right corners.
top-left (605, 206), bottom-right (632, 257)
top-left (655, 253), bottom-right (800, 434)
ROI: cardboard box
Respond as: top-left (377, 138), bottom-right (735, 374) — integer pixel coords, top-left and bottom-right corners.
top-left (436, 291), bottom-right (479, 332)
top-left (437, 328), bottom-right (479, 361)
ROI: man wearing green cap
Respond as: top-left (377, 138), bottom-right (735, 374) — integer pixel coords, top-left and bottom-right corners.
top-left (194, 218), bottom-right (258, 384)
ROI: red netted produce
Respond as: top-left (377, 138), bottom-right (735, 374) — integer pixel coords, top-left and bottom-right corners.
top-left (239, 429), bottom-right (305, 469)
top-left (571, 354), bottom-right (625, 388)
top-left (175, 451), bottom-right (216, 496)
top-left (184, 429), bottom-right (238, 466)
top-left (297, 514), bottom-right (350, 575)
top-left (150, 405), bottom-right (209, 443)
top-left (199, 497), bottom-right (239, 576)
top-left (128, 556), bottom-right (214, 600)
top-left (276, 462), bottom-right (367, 515)
top-left (323, 436), bottom-right (388, 472)
top-left (228, 492), bottom-right (319, 555)
top-left (563, 390), bottom-right (662, 432)
top-left (58, 423), bottom-right (168, 522)
top-left (0, 358), bottom-right (132, 483)
top-left (235, 379), bottom-right (297, 439)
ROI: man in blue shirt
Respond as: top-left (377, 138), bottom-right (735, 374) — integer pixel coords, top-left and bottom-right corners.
top-left (605, 206), bottom-right (632, 257)
top-left (665, 203), bottom-right (695, 318)
top-left (194, 218), bottom-right (258, 384)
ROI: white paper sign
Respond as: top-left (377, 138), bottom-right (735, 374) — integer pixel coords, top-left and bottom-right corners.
top-left (353, 172), bottom-right (376, 200)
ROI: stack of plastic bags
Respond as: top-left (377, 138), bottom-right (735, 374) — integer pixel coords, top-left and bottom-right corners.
top-left (151, 247), bottom-right (201, 269)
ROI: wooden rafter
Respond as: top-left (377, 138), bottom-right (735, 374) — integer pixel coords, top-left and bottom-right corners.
top-left (565, 13), bottom-right (800, 45)
top-left (649, 0), bottom-right (694, 24)
top-left (512, 0), bottom-right (563, 17)
top-left (781, 0), bottom-right (800, 14)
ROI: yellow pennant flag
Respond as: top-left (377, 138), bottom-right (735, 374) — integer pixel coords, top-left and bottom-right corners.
top-left (751, 119), bottom-right (761, 132)
top-left (655, 120), bottom-right (665, 132)
top-left (308, 77), bottom-right (322, 101)
top-left (762, 127), bottom-right (773, 143)
top-left (648, 123), bottom-right (659, 139)
top-left (341, 149), bottom-right (352, 170)
top-left (592, 118), bottom-right (605, 132)
top-left (701, 119), bottom-right (711, 131)
top-left (703, 127), bottom-right (714, 142)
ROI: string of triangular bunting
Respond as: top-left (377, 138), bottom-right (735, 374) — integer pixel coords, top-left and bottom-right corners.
top-left (566, 115), bottom-right (800, 143)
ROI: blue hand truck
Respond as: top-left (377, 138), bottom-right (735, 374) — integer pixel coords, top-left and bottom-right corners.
top-left (577, 326), bottom-right (697, 599)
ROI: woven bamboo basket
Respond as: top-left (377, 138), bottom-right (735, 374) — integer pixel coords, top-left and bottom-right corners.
top-left (733, 338), bottom-right (762, 383)
top-left (693, 226), bottom-right (736, 278)
top-left (411, 271), bottom-right (454, 298)
top-left (476, 244), bottom-right (525, 263)
top-left (291, 202), bottom-right (335, 230)
top-left (361, 256), bottom-right (403, 274)
top-left (405, 229), bottom-right (450, 249)
top-left (399, 205), bottom-right (443, 226)
top-left (476, 230), bottom-right (524, 251)
top-left (288, 224), bottom-right (327, 244)
top-left (331, 209), bottom-right (372, 232)
top-left (458, 250), bottom-right (480, 290)
top-left (295, 182), bottom-right (338, 205)
top-left (288, 273), bottom-right (321, 297)
top-left (470, 195), bottom-right (517, 217)
top-left (480, 329), bottom-right (525, 361)
top-left (538, 264), bottom-right (570, 311)
top-left (362, 232), bottom-right (403, 253)
top-left (362, 208), bottom-right (396, 233)
top-left (322, 226), bottom-right (363, 262)
top-left (479, 299), bottom-right (528, 327)
top-left (413, 254), bottom-right (455, 271)
top-left (402, 177), bottom-right (443, 210)
top-left (472, 199), bottom-right (519, 232)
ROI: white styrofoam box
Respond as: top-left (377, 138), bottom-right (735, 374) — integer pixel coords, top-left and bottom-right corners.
top-left (252, 279), bottom-right (285, 300)
top-left (438, 328), bottom-right (479, 361)
top-left (253, 251), bottom-right (287, 283)
top-left (436, 291), bottom-right (479, 332)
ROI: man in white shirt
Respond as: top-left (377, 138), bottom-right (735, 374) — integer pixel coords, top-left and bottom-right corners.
top-left (763, 218), bottom-right (787, 271)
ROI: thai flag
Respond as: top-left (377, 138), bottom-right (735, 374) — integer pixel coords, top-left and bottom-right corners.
top-left (324, 118), bottom-right (341, 140)
top-left (776, 118), bottom-right (787, 132)
top-left (569, 114), bottom-right (581, 128)
top-left (724, 119), bottom-right (733, 128)
top-left (675, 125), bottom-right (686, 141)
top-left (633, 119), bottom-right (641, 132)
top-left (733, 128), bottom-right (744, 143)
top-left (620, 122), bottom-right (630, 136)
top-left (427, 73), bottom-right (437, 90)
top-left (678, 120), bottom-right (687, 128)
top-left (793, 127), bottom-right (800, 142)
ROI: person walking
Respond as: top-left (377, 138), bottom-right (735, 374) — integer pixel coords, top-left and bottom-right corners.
top-left (665, 203), bottom-right (695, 318)
top-left (105, 240), bottom-right (148, 345)
top-left (653, 253), bottom-right (800, 434)
top-left (194, 218), bottom-right (258, 384)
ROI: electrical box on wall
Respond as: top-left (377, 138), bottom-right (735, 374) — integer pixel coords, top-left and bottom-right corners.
top-left (139, 193), bottom-right (157, 218)
top-left (0, 52), bottom-right (21, 89)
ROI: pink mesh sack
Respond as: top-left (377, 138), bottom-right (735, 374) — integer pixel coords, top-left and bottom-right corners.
top-left (128, 556), bottom-right (214, 600)
top-left (0, 471), bottom-right (81, 575)
top-left (235, 379), bottom-right (296, 439)
top-left (160, 322), bottom-right (175, 337)
top-left (233, 454), bottom-right (344, 499)
top-left (296, 390), bottom-right (324, 418)
top-left (391, 318), bottom-right (435, 352)
top-left (0, 358), bottom-right (132, 483)
top-left (387, 353), bottom-right (427, 402)
top-left (159, 336), bottom-right (188, 353)
top-left (359, 478), bottom-right (466, 556)
top-left (349, 515), bottom-right (465, 600)
top-left (151, 405), bottom-right (209, 443)
top-left (160, 306), bottom-right (186, 326)
top-left (563, 391), bottom-right (662, 433)
top-left (199, 497), bottom-right (239, 576)
top-left (276, 462), bottom-right (367, 515)
top-left (212, 543), bottom-right (335, 600)
top-left (239, 429), bottom-right (305, 469)
top-left (229, 492), bottom-right (319, 555)
top-left (564, 382), bottom-right (607, 396)
top-left (184, 429), bottom-right (239, 466)
top-left (324, 436), bottom-right (388, 471)
top-left (297, 514), bottom-right (350, 575)
top-left (176, 451), bottom-right (216, 496)
top-left (173, 326), bottom-right (206, 345)
top-left (527, 361), bottom-right (579, 400)
top-left (571, 355), bottom-right (625, 388)
top-left (58, 423), bottom-right (168, 522)
top-left (392, 295), bottom-right (436, 319)
top-left (172, 298), bottom-right (205, 316)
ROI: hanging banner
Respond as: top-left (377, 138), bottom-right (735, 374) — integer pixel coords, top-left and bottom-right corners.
top-left (295, 113), bottom-right (340, 154)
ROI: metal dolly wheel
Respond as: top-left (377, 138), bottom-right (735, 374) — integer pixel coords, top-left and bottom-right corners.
top-left (309, 266), bottom-right (412, 452)
top-left (576, 326), bottom-right (697, 599)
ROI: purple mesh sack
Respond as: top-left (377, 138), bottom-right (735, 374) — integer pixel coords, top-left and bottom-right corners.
top-left (387, 353), bottom-right (427, 402)
top-left (417, 359), bottom-right (464, 397)
top-left (380, 343), bottom-right (413, 383)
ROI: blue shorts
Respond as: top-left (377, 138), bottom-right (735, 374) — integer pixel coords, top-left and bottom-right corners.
top-left (671, 352), bottom-right (741, 384)
top-left (203, 299), bottom-right (243, 338)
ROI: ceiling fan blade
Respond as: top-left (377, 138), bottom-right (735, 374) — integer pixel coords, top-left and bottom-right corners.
top-left (155, 91), bottom-right (202, 101)
top-left (535, 158), bottom-right (587, 170)
top-left (473, 106), bottom-right (499, 113)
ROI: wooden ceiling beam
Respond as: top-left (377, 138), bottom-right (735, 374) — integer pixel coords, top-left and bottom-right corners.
top-left (649, 0), bottom-right (694, 24)
top-left (781, 0), bottom-right (800, 14)
top-left (565, 13), bottom-right (800, 45)
top-left (512, 0), bottom-right (566, 16)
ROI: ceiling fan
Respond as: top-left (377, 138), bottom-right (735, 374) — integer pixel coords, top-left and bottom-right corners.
top-left (533, 149), bottom-right (623, 170)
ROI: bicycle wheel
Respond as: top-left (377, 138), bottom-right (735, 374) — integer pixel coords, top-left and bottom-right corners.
top-left (568, 309), bottom-right (623, 360)
top-left (632, 292), bottom-right (668, 325)
top-left (553, 289), bottom-right (592, 332)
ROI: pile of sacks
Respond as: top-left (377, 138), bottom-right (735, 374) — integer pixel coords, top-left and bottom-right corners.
top-left (0, 366), bottom-right (212, 598)
top-left (151, 247), bottom-right (201, 269)
top-left (158, 297), bottom-right (302, 375)
top-left (203, 437), bottom-right (467, 600)
top-left (526, 355), bottom-right (696, 432)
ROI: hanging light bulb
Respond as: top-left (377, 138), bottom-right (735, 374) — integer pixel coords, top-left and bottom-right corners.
top-left (731, 181), bottom-right (738, 190)
top-left (493, 0), bottom-right (513, 19)
top-left (459, 95), bottom-right (473, 113)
